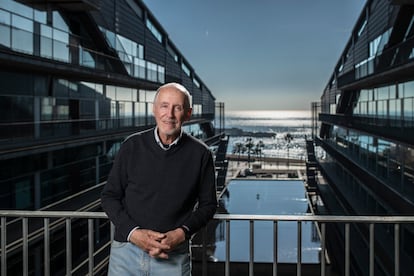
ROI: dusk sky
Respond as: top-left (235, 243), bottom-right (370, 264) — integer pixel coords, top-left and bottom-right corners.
top-left (144, 0), bottom-right (366, 111)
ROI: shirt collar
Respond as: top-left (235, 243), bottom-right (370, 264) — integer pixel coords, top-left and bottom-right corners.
top-left (154, 127), bottom-right (183, 150)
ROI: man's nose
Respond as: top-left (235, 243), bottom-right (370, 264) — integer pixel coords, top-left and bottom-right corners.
top-left (168, 107), bottom-right (175, 117)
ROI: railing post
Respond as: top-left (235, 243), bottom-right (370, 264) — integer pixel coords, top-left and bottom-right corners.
top-left (273, 221), bottom-right (278, 276)
top-left (369, 223), bottom-right (374, 276)
top-left (297, 221), bottom-right (302, 276)
top-left (225, 219), bottom-right (230, 276)
top-left (44, 218), bottom-right (50, 276)
top-left (23, 217), bottom-right (28, 276)
top-left (345, 223), bottom-right (350, 276)
top-left (394, 223), bottom-right (400, 276)
top-left (249, 220), bottom-right (254, 276)
top-left (1, 217), bottom-right (6, 276)
top-left (321, 223), bottom-right (326, 276)
top-left (66, 218), bottom-right (72, 275)
top-left (88, 219), bottom-right (94, 275)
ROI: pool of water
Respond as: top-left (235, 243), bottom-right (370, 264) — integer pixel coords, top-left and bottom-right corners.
top-left (213, 179), bottom-right (320, 263)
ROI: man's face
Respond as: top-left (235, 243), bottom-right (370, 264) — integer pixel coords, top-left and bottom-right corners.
top-left (153, 87), bottom-right (192, 142)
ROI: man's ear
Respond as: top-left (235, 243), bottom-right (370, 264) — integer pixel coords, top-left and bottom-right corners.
top-left (185, 108), bottom-right (193, 121)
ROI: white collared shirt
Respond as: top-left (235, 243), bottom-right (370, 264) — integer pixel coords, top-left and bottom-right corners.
top-left (154, 127), bottom-right (183, 150)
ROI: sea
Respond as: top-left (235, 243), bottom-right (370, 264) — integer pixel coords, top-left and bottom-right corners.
top-left (223, 110), bottom-right (312, 160)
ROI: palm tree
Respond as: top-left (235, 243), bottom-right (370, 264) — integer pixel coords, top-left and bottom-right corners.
top-left (233, 142), bottom-right (244, 164)
top-left (255, 140), bottom-right (265, 163)
top-left (284, 133), bottom-right (293, 167)
top-left (245, 137), bottom-right (254, 167)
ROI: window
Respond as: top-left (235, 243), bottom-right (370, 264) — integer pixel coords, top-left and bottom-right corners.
top-left (134, 58), bottom-right (146, 79)
top-left (193, 78), bottom-right (201, 88)
top-left (0, 10), bottom-right (11, 47)
top-left (11, 14), bottom-right (33, 54)
top-left (357, 19), bottom-right (367, 37)
top-left (146, 18), bottom-right (162, 43)
top-left (53, 29), bottom-right (69, 62)
top-left (147, 62), bottom-right (158, 82)
top-left (40, 24), bottom-right (52, 58)
top-left (52, 11), bottom-right (69, 32)
top-left (157, 65), bottom-right (165, 83)
top-left (182, 62), bottom-right (191, 77)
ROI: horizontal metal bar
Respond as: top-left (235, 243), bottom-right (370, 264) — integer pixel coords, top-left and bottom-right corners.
top-left (213, 214), bottom-right (414, 223)
top-left (0, 211), bottom-right (413, 223)
top-left (0, 211), bottom-right (108, 219)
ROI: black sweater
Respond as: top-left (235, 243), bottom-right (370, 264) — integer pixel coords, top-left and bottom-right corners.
top-left (101, 128), bottom-right (217, 242)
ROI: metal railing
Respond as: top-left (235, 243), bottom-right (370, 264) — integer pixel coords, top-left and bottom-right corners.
top-left (0, 211), bottom-right (413, 276)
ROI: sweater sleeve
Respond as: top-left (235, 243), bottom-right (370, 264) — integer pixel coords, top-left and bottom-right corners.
top-left (182, 148), bottom-right (217, 235)
top-left (100, 141), bottom-right (138, 241)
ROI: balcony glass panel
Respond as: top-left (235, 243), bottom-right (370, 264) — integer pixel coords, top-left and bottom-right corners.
top-left (52, 11), bottom-right (68, 32)
top-left (5, 0), bottom-right (32, 19)
top-left (53, 39), bottom-right (69, 62)
top-left (12, 28), bottom-right (33, 54)
top-left (80, 47), bottom-right (95, 68)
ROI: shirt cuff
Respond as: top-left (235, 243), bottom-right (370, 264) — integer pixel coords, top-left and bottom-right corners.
top-left (127, 226), bottom-right (140, 241)
top-left (180, 225), bottom-right (191, 240)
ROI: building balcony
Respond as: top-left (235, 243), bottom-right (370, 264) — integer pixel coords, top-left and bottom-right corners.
top-left (318, 113), bottom-right (414, 147)
top-left (1, 211), bottom-right (413, 276)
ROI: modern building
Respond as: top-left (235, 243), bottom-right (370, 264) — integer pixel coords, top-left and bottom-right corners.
top-left (311, 0), bottom-right (414, 275)
top-left (0, 0), bottom-right (226, 274)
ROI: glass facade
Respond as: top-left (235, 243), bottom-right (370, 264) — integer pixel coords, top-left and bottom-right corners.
top-left (329, 125), bottom-right (414, 205)
top-left (0, 2), bottom-right (166, 83)
top-left (353, 81), bottom-right (414, 121)
top-left (0, 1), bottom-right (225, 275)
top-left (315, 1), bottom-right (414, 274)
top-left (0, 0), bottom-right (221, 213)
top-left (0, 70), bottom-right (161, 142)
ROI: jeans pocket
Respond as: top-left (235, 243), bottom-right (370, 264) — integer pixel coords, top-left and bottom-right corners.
top-left (111, 240), bottom-right (128, 249)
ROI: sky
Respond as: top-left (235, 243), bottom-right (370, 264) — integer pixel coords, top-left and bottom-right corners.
top-left (143, 0), bottom-right (366, 111)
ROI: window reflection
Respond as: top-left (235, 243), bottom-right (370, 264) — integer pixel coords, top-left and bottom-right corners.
top-left (353, 81), bottom-right (414, 121)
top-left (330, 125), bottom-right (414, 201)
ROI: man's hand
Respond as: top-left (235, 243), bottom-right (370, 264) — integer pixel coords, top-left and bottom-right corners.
top-left (160, 228), bottom-right (186, 251)
top-left (129, 229), bottom-right (170, 259)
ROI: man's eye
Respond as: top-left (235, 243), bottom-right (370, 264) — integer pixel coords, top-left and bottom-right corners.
top-left (175, 106), bottom-right (183, 112)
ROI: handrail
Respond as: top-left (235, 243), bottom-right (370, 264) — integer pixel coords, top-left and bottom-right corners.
top-left (1, 211), bottom-right (414, 276)
top-left (1, 211), bottom-right (413, 222)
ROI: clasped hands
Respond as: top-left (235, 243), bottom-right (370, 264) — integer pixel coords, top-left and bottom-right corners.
top-left (129, 228), bottom-right (186, 259)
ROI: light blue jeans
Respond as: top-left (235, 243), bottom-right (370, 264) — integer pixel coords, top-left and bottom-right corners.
top-left (107, 240), bottom-right (191, 276)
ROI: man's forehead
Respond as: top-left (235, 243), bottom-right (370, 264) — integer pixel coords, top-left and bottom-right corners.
top-left (158, 88), bottom-right (185, 100)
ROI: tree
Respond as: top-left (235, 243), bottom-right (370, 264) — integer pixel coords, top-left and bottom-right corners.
top-left (245, 137), bottom-right (254, 167)
top-left (284, 133), bottom-right (293, 167)
top-left (233, 142), bottom-right (244, 164)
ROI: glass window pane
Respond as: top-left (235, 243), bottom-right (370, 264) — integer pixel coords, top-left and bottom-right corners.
top-left (106, 86), bottom-right (116, 100)
top-left (12, 28), bottom-right (33, 54)
top-left (15, 179), bottom-right (33, 209)
top-left (12, 14), bottom-right (32, 32)
top-left (0, 25), bottom-right (11, 47)
top-left (53, 40), bottom-right (69, 62)
top-left (0, 9), bottom-right (11, 25)
top-left (34, 9), bottom-right (46, 24)
top-left (5, 0), bottom-right (32, 19)
top-left (53, 28), bottom-right (68, 43)
top-left (404, 81), bottom-right (414, 98)
top-left (117, 87), bottom-right (132, 101)
top-left (52, 11), bottom-right (68, 31)
top-left (40, 36), bottom-right (52, 58)
top-left (41, 24), bottom-right (52, 38)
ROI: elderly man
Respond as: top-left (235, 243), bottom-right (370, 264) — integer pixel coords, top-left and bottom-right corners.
top-left (101, 82), bottom-right (217, 275)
